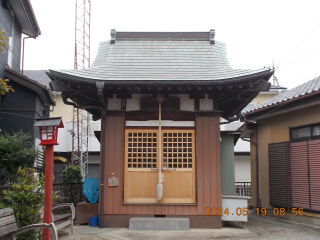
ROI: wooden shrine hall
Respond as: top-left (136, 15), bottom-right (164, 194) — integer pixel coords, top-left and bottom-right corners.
top-left (47, 30), bottom-right (273, 228)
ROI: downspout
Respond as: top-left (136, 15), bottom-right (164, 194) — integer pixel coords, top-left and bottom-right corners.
top-left (100, 109), bottom-right (106, 228)
top-left (241, 117), bottom-right (260, 208)
top-left (255, 123), bottom-right (260, 208)
top-left (96, 82), bottom-right (106, 228)
top-left (21, 36), bottom-right (34, 74)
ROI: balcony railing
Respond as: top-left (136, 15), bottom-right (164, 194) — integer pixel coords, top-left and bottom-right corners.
top-left (235, 182), bottom-right (251, 207)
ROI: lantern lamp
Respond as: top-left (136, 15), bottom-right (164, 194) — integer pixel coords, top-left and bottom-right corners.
top-left (34, 117), bottom-right (64, 240)
top-left (34, 117), bottom-right (64, 146)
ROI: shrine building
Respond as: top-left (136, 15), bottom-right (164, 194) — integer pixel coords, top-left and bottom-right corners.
top-left (47, 30), bottom-right (273, 228)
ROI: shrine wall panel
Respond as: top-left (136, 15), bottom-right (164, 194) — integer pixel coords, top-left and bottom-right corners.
top-left (102, 114), bottom-right (221, 216)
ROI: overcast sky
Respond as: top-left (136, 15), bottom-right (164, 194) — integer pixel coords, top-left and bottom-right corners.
top-left (24, 0), bottom-right (320, 89)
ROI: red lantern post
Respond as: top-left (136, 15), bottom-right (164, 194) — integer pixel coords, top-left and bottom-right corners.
top-left (34, 117), bottom-right (64, 240)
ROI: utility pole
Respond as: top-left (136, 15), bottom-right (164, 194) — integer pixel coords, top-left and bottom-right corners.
top-left (72, 0), bottom-right (91, 179)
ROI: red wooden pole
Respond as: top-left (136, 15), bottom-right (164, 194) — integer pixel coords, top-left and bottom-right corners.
top-left (43, 145), bottom-right (54, 240)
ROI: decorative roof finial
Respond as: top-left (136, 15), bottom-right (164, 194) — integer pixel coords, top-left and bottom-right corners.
top-left (210, 29), bottom-right (215, 45)
top-left (110, 29), bottom-right (116, 44)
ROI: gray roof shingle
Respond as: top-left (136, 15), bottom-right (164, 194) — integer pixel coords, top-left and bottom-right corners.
top-left (220, 121), bottom-right (244, 131)
top-left (23, 70), bottom-right (51, 87)
top-left (48, 38), bottom-right (271, 83)
top-left (243, 76), bottom-right (320, 114)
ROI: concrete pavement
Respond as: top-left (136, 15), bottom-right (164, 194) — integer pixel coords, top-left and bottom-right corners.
top-left (70, 224), bottom-right (253, 240)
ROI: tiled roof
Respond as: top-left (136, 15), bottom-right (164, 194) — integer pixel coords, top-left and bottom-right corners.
top-left (243, 76), bottom-right (320, 114)
top-left (5, 69), bottom-right (55, 106)
top-left (48, 38), bottom-right (271, 83)
top-left (220, 121), bottom-right (244, 131)
top-left (7, 69), bottom-right (48, 90)
top-left (23, 70), bottom-right (51, 87)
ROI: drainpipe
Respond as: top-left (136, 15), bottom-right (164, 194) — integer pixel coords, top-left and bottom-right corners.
top-left (100, 110), bottom-right (106, 228)
top-left (255, 123), bottom-right (260, 208)
top-left (96, 82), bottom-right (107, 228)
top-left (241, 117), bottom-right (260, 208)
top-left (21, 36), bottom-right (34, 75)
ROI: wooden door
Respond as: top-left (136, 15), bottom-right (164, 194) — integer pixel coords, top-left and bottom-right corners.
top-left (161, 129), bottom-right (196, 203)
top-left (124, 128), bottom-right (196, 204)
top-left (124, 129), bottom-right (158, 203)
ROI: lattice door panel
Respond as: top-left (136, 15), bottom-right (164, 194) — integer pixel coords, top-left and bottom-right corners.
top-left (162, 130), bottom-right (194, 170)
top-left (127, 131), bottom-right (158, 169)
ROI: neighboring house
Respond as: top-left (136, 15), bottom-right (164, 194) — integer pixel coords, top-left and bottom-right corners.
top-left (23, 70), bottom-right (100, 182)
top-left (46, 30), bottom-right (274, 228)
top-left (0, 0), bottom-right (55, 169)
top-left (241, 76), bottom-right (320, 218)
top-left (0, 0), bottom-right (40, 80)
top-left (233, 85), bottom-right (287, 187)
top-left (23, 71), bottom-right (74, 121)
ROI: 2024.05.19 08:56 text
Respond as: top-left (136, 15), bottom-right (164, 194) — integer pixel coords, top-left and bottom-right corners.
top-left (205, 207), bottom-right (304, 216)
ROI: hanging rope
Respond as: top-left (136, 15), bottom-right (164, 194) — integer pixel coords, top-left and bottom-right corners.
top-left (157, 101), bottom-right (163, 200)
top-left (158, 101), bottom-right (162, 177)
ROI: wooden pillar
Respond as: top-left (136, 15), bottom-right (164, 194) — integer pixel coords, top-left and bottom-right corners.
top-left (195, 114), bottom-right (222, 215)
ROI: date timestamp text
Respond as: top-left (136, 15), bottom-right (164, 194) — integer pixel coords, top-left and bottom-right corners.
top-left (205, 207), bottom-right (304, 216)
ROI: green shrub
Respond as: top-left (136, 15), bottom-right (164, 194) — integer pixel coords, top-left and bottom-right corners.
top-left (2, 167), bottom-right (44, 240)
top-left (0, 131), bottom-right (39, 185)
top-left (61, 165), bottom-right (82, 183)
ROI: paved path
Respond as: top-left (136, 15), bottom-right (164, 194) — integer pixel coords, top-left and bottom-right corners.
top-left (58, 215), bottom-right (320, 239)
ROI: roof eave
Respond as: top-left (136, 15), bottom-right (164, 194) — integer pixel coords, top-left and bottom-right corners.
top-left (47, 69), bottom-right (274, 86)
top-left (8, 0), bottom-right (41, 37)
top-left (5, 69), bottom-right (55, 106)
top-left (243, 90), bottom-right (320, 121)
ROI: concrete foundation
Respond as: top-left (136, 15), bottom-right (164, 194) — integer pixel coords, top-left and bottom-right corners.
top-left (129, 217), bottom-right (190, 231)
top-left (103, 214), bottom-right (222, 229)
top-left (76, 202), bottom-right (98, 224)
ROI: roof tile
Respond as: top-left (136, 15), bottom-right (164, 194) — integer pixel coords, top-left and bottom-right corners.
top-left (243, 76), bottom-right (320, 114)
top-left (49, 39), bottom-right (270, 82)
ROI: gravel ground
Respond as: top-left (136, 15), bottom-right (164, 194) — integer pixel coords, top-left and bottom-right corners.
top-left (58, 231), bottom-right (109, 240)
top-left (57, 215), bottom-right (320, 240)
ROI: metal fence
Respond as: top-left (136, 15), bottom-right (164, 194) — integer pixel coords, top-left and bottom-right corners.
top-left (235, 182), bottom-right (251, 207)
top-left (235, 182), bottom-right (251, 197)
top-left (1, 183), bottom-right (85, 207)
top-left (53, 182), bottom-right (85, 207)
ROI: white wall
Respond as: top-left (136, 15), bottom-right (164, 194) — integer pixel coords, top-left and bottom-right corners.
top-left (55, 121), bottom-right (101, 152)
top-left (234, 138), bottom-right (250, 152)
top-left (234, 155), bottom-right (251, 182)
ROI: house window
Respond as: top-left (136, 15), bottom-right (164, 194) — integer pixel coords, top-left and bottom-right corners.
top-left (290, 123), bottom-right (320, 140)
top-left (291, 127), bottom-right (311, 139)
top-left (312, 125), bottom-right (320, 136)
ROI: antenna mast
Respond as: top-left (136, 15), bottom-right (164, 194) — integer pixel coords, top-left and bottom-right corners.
top-left (72, 0), bottom-right (91, 178)
top-left (272, 59), bottom-right (280, 87)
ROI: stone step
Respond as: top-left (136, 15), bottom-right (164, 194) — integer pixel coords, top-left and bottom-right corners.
top-left (129, 217), bottom-right (190, 231)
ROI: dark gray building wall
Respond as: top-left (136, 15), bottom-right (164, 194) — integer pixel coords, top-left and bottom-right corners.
top-left (35, 95), bottom-right (50, 119)
top-left (11, 16), bottom-right (22, 72)
top-left (1, 81), bottom-right (35, 109)
top-left (0, 1), bottom-right (12, 79)
top-left (0, 82), bottom-right (36, 135)
top-left (0, 2), bottom-right (22, 78)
